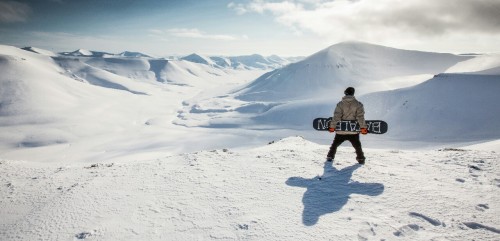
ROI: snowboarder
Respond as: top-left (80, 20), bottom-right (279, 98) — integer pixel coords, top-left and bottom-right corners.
top-left (326, 87), bottom-right (367, 164)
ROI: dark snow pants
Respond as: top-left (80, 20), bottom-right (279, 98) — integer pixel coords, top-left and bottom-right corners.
top-left (327, 134), bottom-right (365, 160)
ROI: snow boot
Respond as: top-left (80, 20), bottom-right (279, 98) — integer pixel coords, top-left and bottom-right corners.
top-left (356, 158), bottom-right (365, 165)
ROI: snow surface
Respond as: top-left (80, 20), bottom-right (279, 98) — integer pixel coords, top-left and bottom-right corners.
top-left (1, 137), bottom-right (499, 240)
top-left (0, 41), bottom-right (499, 240)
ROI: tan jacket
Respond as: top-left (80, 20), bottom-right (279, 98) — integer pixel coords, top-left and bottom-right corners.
top-left (330, 96), bottom-right (367, 134)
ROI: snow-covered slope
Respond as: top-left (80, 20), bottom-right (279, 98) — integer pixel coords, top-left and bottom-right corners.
top-left (0, 45), bottom-right (161, 151)
top-left (1, 137), bottom-right (498, 240)
top-left (361, 73), bottom-right (500, 141)
top-left (235, 41), bottom-right (471, 101)
top-left (206, 72), bottom-right (499, 145)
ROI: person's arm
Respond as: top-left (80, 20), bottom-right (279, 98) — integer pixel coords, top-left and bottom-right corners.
top-left (330, 103), bottom-right (342, 128)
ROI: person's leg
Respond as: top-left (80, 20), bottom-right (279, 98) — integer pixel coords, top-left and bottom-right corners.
top-left (347, 134), bottom-right (365, 163)
top-left (327, 134), bottom-right (346, 160)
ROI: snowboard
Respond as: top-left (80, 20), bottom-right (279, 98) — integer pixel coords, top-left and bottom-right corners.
top-left (313, 118), bottom-right (388, 134)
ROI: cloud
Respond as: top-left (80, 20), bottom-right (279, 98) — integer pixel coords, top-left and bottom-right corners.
top-left (229, 0), bottom-right (304, 15)
top-left (153, 28), bottom-right (245, 41)
top-left (230, 0), bottom-right (500, 41)
top-left (0, 1), bottom-right (32, 23)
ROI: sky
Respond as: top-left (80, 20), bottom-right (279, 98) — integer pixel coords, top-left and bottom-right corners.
top-left (0, 0), bottom-right (499, 57)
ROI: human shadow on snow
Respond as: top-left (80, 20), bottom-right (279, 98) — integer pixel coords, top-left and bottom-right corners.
top-left (286, 161), bottom-right (384, 226)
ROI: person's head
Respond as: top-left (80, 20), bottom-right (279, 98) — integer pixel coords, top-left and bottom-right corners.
top-left (344, 87), bottom-right (355, 96)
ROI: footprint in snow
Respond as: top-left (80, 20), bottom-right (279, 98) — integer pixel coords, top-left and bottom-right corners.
top-left (463, 222), bottom-right (500, 234)
top-left (476, 203), bottom-right (489, 211)
top-left (357, 222), bottom-right (377, 241)
top-left (75, 232), bottom-right (92, 239)
top-left (393, 224), bottom-right (420, 237)
top-left (409, 212), bottom-right (443, 226)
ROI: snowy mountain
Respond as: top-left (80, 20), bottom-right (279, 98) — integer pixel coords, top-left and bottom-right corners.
top-left (235, 41), bottom-right (472, 101)
top-left (180, 53), bottom-right (217, 66)
top-left (228, 54), bottom-right (284, 69)
top-left (118, 51), bottom-right (152, 58)
top-left (59, 49), bottom-right (113, 57)
top-left (181, 53), bottom-right (296, 70)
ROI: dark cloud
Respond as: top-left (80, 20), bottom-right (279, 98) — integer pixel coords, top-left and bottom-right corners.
top-left (369, 0), bottom-right (500, 35)
top-left (0, 1), bottom-right (32, 23)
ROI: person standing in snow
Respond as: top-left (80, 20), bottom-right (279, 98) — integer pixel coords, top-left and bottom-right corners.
top-left (326, 87), bottom-right (368, 164)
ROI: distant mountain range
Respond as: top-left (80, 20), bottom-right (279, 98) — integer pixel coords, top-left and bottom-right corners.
top-left (180, 53), bottom-right (296, 70)
top-left (49, 48), bottom-right (300, 70)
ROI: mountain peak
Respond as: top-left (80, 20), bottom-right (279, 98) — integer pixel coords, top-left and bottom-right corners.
top-left (118, 51), bottom-right (152, 58)
top-left (21, 46), bottom-right (56, 56)
top-left (60, 49), bottom-right (112, 57)
top-left (74, 49), bottom-right (93, 56)
top-left (181, 53), bottom-right (215, 66)
top-left (236, 41), bottom-right (471, 101)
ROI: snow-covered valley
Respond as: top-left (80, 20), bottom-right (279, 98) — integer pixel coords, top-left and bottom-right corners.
top-left (0, 41), bottom-right (499, 240)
